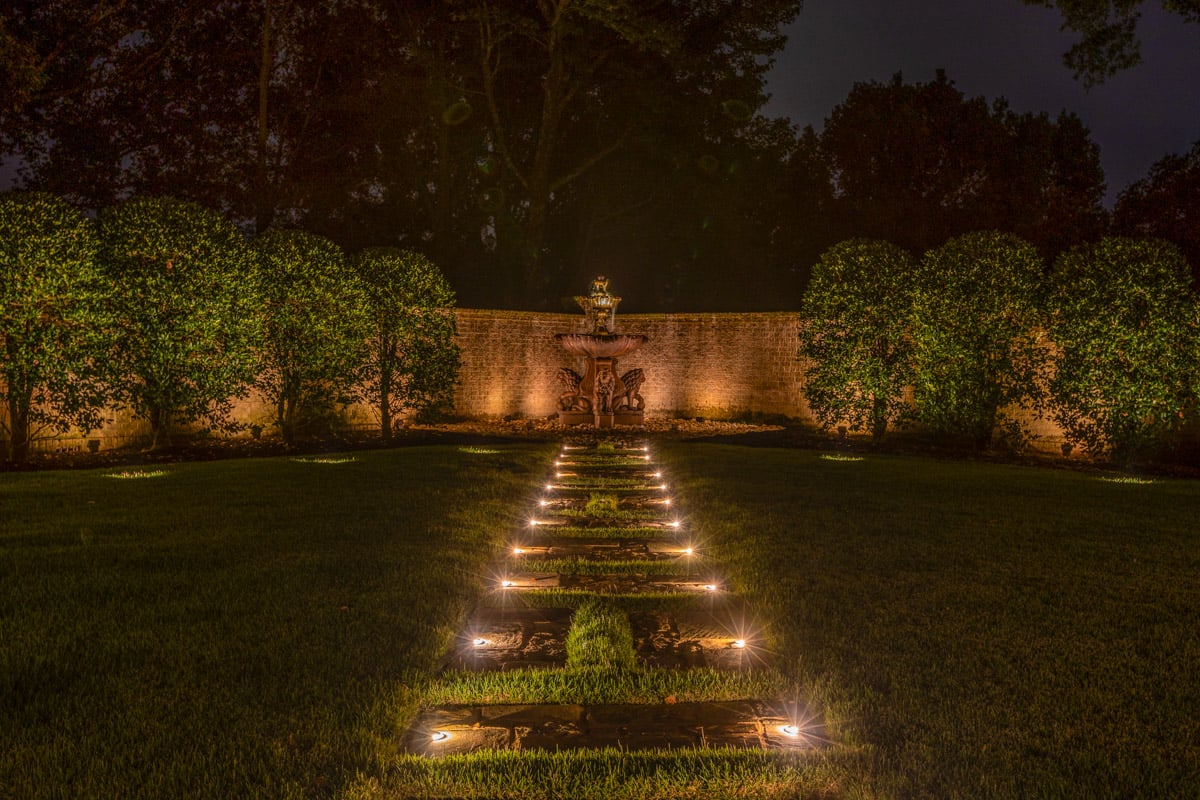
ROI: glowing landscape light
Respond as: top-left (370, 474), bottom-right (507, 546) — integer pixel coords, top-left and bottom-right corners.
top-left (431, 731), bottom-right (450, 743)
top-left (545, 483), bottom-right (554, 491)
top-left (472, 637), bottom-right (489, 647)
top-left (779, 724), bottom-right (800, 737)
top-left (732, 639), bottom-right (746, 649)
top-left (704, 584), bottom-right (718, 592)
top-left (643, 454), bottom-right (651, 461)
top-left (512, 547), bottom-right (526, 555)
top-left (539, 499), bottom-right (548, 507)
top-left (501, 580), bottom-right (515, 588)
top-left (654, 471), bottom-right (662, 478)
top-left (681, 547), bottom-right (694, 556)
top-left (670, 520), bottom-right (681, 528)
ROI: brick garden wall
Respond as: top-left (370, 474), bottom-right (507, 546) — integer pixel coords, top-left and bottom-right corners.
top-left (452, 309), bottom-right (813, 421)
top-left (19, 307), bottom-right (1076, 452)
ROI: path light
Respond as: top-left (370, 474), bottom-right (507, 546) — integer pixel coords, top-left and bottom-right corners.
top-left (473, 637), bottom-right (489, 647)
top-left (431, 731), bottom-right (451, 743)
top-left (512, 547), bottom-right (526, 555)
top-left (556, 471), bottom-right (563, 478)
top-left (680, 547), bottom-right (694, 556)
top-left (659, 484), bottom-right (668, 491)
top-left (704, 584), bottom-right (718, 592)
top-left (654, 471), bottom-right (662, 478)
top-left (643, 454), bottom-right (651, 461)
top-left (731, 639), bottom-right (746, 649)
top-left (501, 580), bottom-right (515, 588)
top-left (670, 520), bottom-right (681, 529)
top-left (529, 519), bottom-right (540, 527)
top-left (779, 724), bottom-right (801, 737)
top-left (539, 499), bottom-right (548, 507)
top-left (545, 484), bottom-right (554, 491)
top-left (663, 498), bottom-right (672, 506)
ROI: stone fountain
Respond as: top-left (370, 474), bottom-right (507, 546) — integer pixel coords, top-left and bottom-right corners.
top-left (555, 277), bottom-right (648, 428)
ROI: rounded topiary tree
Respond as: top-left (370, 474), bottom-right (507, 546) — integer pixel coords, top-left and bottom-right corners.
top-left (910, 231), bottom-right (1050, 449)
top-left (799, 238), bottom-right (917, 439)
top-left (1048, 237), bottom-right (1200, 461)
top-left (351, 248), bottom-right (460, 441)
top-left (253, 230), bottom-right (370, 445)
top-left (98, 197), bottom-right (261, 448)
top-left (0, 192), bottom-right (114, 461)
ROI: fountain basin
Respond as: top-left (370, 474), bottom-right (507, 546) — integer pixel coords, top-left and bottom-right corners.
top-left (555, 333), bottom-right (648, 358)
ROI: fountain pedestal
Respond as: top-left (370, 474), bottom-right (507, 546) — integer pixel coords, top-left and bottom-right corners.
top-left (555, 278), bottom-right (648, 428)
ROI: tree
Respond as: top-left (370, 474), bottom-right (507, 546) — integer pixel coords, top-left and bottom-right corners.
top-left (456, 0), bottom-right (802, 305)
top-left (1023, 0), bottom-right (1200, 86)
top-left (6, 1), bottom-right (805, 311)
top-left (799, 239), bottom-right (917, 438)
top-left (0, 192), bottom-right (113, 461)
top-left (818, 71), bottom-right (1107, 259)
top-left (352, 248), bottom-right (459, 441)
top-left (1047, 237), bottom-right (1200, 460)
top-left (1114, 140), bottom-right (1200, 286)
top-left (98, 197), bottom-right (261, 448)
top-left (253, 230), bottom-right (369, 445)
top-left (910, 231), bottom-right (1050, 449)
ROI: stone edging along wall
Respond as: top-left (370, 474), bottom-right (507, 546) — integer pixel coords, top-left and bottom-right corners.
top-left (21, 307), bottom-right (1067, 451)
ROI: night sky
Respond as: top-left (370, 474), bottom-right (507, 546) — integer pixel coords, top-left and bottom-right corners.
top-left (764, 0), bottom-right (1200, 206)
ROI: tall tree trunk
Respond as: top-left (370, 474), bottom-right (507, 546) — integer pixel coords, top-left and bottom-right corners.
top-left (379, 355), bottom-right (393, 442)
top-left (5, 393), bottom-right (31, 462)
top-left (254, 0), bottom-right (275, 234)
top-left (148, 405), bottom-right (171, 450)
top-left (277, 389), bottom-right (294, 446)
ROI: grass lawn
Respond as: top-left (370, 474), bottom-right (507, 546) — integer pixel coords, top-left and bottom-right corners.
top-left (0, 444), bottom-right (552, 799)
top-left (660, 443), bottom-right (1200, 799)
top-left (4, 441), bottom-right (1198, 798)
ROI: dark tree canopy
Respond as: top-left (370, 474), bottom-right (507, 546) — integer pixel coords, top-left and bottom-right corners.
top-left (1024, 0), bottom-right (1200, 85)
top-left (1, 0), bottom-right (805, 310)
top-left (818, 71), bottom-right (1107, 260)
top-left (1114, 139), bottom-right (1200, 286)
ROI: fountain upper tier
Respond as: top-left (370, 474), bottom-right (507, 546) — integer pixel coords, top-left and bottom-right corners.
top-left (555, 332), bottom-right (648, 358)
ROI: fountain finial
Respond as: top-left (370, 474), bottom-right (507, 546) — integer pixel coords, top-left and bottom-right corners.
top-left (576, 275), bottom-right (621, 334)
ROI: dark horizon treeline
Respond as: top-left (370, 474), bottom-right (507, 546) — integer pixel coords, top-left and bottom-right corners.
top-left (2, 2), bottom-right (1196, 311)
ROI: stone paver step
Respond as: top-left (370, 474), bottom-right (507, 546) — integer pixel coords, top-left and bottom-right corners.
top-left (527, 517), bottom-right (681, 530)
top-left (403, 701), bottom-right (819, 755)
top-left (498, 573), bottom-right (725, 594)
top-left (440, 607), bottom-right (763, 672)
top-left (507, 537), bottom-right (690, 560)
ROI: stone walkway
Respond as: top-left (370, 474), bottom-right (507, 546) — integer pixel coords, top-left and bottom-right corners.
top-left (404, 440), bottom-right (822, 755)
